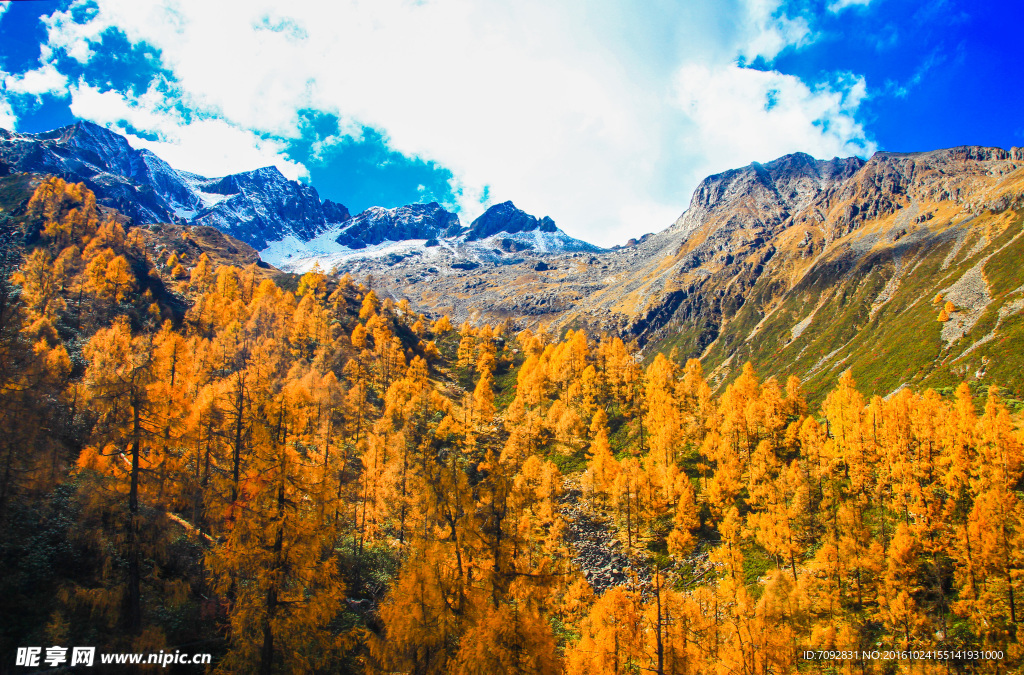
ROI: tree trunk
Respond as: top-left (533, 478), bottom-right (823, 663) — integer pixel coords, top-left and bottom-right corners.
top-left (0, 441), bottom-right (13, 519)
top-left (260, 588), bottom-right (276, 675)
top-left (654, 571), bottom-right (665, 675)
top-left (231, 379), bottom-right (245, 503)
top-left (127, 399), bottom-right (142, 634)
top-left (262, 421), bottom-right (288, 675)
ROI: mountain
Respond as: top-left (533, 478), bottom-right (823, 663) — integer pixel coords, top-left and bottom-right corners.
top-left (466, 200), bottom-right (557, 240)
top-left (6, 120), bottom-right (1024, 400)
top-left (334, 202), bottom-right (464, 248)
top-left (550, 145), bottom-right (1024, 400)
top-left (0, 122), bottom-right (604, 262)
top-left (263, 200), bottom-right (603, 275)
top-left (464, 201), bottom-right (601, 254)
top-left (0, 121), bottom-right (199, 225)
top-left (184, 166), bottom-right (349, 249)
top-left (0, 121), bottom-right (349, 250)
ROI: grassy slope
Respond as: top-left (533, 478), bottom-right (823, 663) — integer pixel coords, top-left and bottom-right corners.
top-left (648, 205), bottom-right (1024, 406)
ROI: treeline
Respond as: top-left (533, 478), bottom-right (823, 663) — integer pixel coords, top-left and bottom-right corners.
top-left (0, 177), bottom-right (1022, 674)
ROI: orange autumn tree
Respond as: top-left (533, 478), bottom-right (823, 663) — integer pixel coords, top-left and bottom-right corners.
top-left (11, 172), bottom-right (1024, 675)
top-left (206, 391), bottom-right (346, 675)
top-left (77, 318), bottom-right (181, 637)
top-left (0, 239), bottom-right (73, 516)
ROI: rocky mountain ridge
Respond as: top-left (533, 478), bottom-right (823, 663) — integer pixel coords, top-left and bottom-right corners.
top-left (260, 194), bottom-right (602, 270)
top-left (185, 165), bottom-right (350, 249)
top-left (0, 122), bottom-right (598, 260)
top-left (466, 200), bottom-right (558, 240)
top-left (334, 202), bottom-right (464, 248)
top-left (0, 121), bottom-right (352, 250)
top-left (6, 119), bottom-right (1024, 400)
top-left (554, 144), bottom-right (1024, 399)
top-left (588, 145), bottom-right (1024, 343)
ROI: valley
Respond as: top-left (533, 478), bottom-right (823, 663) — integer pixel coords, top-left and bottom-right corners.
top-left (7, 122), bottom-right (1024, 405)
top-left (3, 123), bottom-right (1024, 674)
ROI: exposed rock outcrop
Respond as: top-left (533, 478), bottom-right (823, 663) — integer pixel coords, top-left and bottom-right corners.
top-left (466, 201), bottom-right (558, 240)
top-left (334, 202), bottom-right (463, 248)
top-left (0, 121), bottom-right (350, 250)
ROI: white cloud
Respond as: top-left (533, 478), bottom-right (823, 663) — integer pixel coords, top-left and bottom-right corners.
top-left (4, 63), bottom-right (68, 97)
top-left (739, 0), bottom-right (815, 62)
top-left (34, 0), bottom-right (874, 247)
top-left (674, 64), bottom-right (875, 185)
top-left (828, 0), bottom-right (873, 13)
top-left (0, 93), bottom-right (15, 130)
top-left (887, 49), bottom-right (945, 99)
top-left (68, 83), bottom-right (308, 179)
top-left (42, 6), bottom-right (107, 63)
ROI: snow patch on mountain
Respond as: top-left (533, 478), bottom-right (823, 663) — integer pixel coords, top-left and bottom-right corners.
top-left (485, 228), bottom-right (603, 254)
top-left (178, 171), bottom-right (234, 210)
top-left (265, 224), bottom-right (604, 274)
top-left (272, 239), bottom-right (442, 274)
top-left (0, 121), bottom-right (607, 264)
top-left (0, 121), bottom-right (346, 250)
top-left (261, 226), bottom-right (350, 268)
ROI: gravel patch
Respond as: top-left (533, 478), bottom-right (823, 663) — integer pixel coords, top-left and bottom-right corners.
top-left (790, 313), bottom-right (814, 341)
top-left (940, 257), bottom-right (992, 345)
top-left (870, 253), bottom-right (908, 319)
top-left (559, 477), bottom-right (652, 594)
top-left (941, 221), bottom-right (975, 270)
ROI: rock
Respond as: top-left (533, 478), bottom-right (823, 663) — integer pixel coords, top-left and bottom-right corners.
top-left (466, 201), bottom-right (557, 240)
top-left (0, 121), bottom-right (350, 250)
top-left (559, 476), bottom-right (652, 594)
top-left (334, 202), bottom-right (463, 248)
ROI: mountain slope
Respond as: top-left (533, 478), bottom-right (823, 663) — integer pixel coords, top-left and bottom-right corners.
top-left (6, 120), bottom-right (1024, 400)
top-left (0, 121), bottom-right (349, 250)
top-left (0, 123), bottom-right (606, 265)
top-left (555, 146), bottom-right (1024, 400)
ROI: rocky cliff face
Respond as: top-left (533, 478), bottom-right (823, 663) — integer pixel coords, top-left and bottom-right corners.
top-left (0, 121), bottom-right (349, 250)
top-left (548, 145), bottom-right (1024, 400)
top-left (271, 144), bottom-right (1024, 403)
top-left (466, 201), bottom-right (558, 240)
top-left (186, 166), bottom-right (348, 250)
top-left (334, 202), bottom-right (463, 248)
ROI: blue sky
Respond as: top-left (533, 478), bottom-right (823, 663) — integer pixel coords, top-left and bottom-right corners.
top-left (0, 0), bottom-right (1021, 246)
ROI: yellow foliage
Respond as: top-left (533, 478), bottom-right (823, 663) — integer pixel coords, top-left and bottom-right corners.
top-left (432, 314), bottom-right (453, 334)
top-left (359, 289), bottom-right (379, 320)
top-left (10, 210), bottom-right (1024, 671)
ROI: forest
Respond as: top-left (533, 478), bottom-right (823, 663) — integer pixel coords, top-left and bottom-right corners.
top-left (2, 176), bottom-right (1023, 674)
